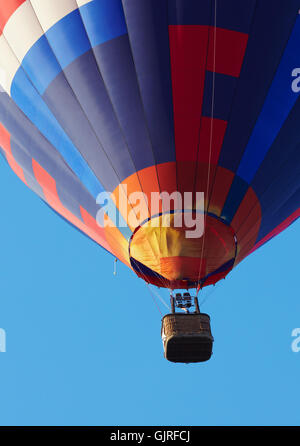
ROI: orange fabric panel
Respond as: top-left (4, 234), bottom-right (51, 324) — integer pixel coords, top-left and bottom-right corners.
top-left (81, 207), bottom-right (130, 266)
top-left (160, 256), bottom-right (206, 281)
top-left (111, 172), bottom-right (145, 231)
top-left (137, 165), bottom-right (161, 214)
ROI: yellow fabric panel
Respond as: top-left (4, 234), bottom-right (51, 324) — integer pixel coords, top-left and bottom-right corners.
top-left (130, 213), bottom-right (236, 282)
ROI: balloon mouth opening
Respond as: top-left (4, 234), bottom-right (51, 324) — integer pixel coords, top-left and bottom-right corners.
top-left (128, 211), bottom-right (237, 289)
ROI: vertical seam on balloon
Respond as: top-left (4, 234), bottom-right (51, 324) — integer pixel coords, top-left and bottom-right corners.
top-left (77, 3), bottom-right (169, 289)
top-left (191, 4), bottom-right (213, 207)
top-left (121, 1), bottom-right (174, 289)
top-left (76, 1), bottom-right (171, 289)
top-left (120, 2), bottom-right (163, 197)
top-left (166, 0), bottom-right (178, 197)
top-left (195, 0), bottom-right (215, 288)
top-left (78, 0), bottom-right (170, 290)
top-left (75, 0), bottom-right (151, 216)
top-left (160, 0), bottom-right (176, 289)
top-left (206, 0), bottom-right (258, 212)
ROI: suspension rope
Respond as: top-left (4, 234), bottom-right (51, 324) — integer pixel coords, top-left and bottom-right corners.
top-left (197, 0), bottom-right (218, 289)
top-left (149, 285), bottom-right (171, 311)
top-left (146, 284), bottom-right (163, 316)
top-left (199, 281), bottom-right (221, 307)
top-left (132, 257), bottom-right (165, 316)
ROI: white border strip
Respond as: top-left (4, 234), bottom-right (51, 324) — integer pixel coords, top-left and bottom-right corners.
top-left (0, 0), bottom-right (93, 93)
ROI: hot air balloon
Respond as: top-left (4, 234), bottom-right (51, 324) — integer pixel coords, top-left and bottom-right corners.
top-left (0, 0), bottom-right (299, 362)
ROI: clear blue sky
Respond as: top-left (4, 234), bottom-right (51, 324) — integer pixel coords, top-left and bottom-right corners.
top-left (0, 157), bottom-right (300, 427)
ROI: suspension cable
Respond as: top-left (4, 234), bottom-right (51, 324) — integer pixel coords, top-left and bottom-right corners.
top-left (197, 0), bottom-right (218, 288)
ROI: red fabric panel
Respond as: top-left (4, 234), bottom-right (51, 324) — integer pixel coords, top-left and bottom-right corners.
top-left (0, 123), bottom-right (26, 183)
top-left (0, 122), bottom-right (10, 150)
top-left (169, 25), bottom-right (209, 162)
top-left (156, 162), bottom-right (177, 195)
top-left (208, 166), bottom-right (234, 216)
top-left (194, 163), bottom-right (216, 209)
top-left (207, 27), bottom-right (248, 77)
top-left (231, 187), bottom-right (261, 235)
top-left (197, 118), bottom-right (227, 164)
top-left (0, 0), bottom-right (25, 33)
top-left (31, 159), bottom-right (124, 260)
top-left (230, 187), bottom-right (262, 260)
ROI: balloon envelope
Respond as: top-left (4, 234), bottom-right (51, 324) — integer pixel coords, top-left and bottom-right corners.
top-left (0, 0), bottom-right (299, 289)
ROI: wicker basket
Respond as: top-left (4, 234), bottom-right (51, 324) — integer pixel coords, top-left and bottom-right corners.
top-left (161, 313), bottom-right (214, 363)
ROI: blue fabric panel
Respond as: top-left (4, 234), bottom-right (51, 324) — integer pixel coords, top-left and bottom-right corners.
top-left (0, 146), bottom-right (7, 162)
top-left (237, 15), bottom-right (300, 183)
top-left (256, 186), bottom-right (300, 243)
top-left (253, 145), bottom-right (300, 233)
top-left (45, 9), bottom-right (91, 71)
top-left (252, 94), bottom-right (300, 218)
top-left (218, 0), bottom-right (299, 171)
top-left (0, 93), bottom-right (101, 220)
top-left (20, 0), bottom-right (127, 96)
top-left (21, 34), bottom-right (61, 96)
top-left (10, 140), bottom-right (45, 200)
top-left (48, 49), bottom-right (136, 182)
top-left (11, 68), bottom-right (104, 198)
top-left (202, 72), bottom-right (237, 121)
top-left (42, 63), bottom-right (126, 192)
top-left (79, 0), bottom-right (127, 48)
top-left (92, 35), bottom-right (155, 171)
top-left (221, 175), bottom-right (249, 223)
top-left (168, 0), bottom-right (256, 33)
